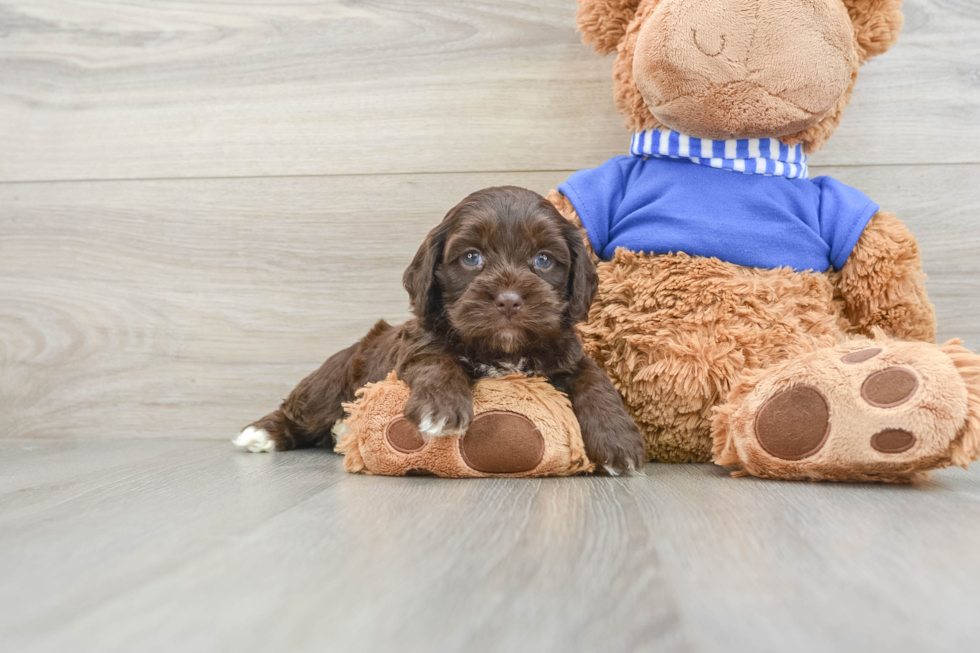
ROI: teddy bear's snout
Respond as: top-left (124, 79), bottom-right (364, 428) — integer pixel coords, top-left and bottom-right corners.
top-left (632, 0), bottom-right (857, 140)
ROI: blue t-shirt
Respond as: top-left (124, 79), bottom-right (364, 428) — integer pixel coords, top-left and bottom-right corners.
top-left (557, 156), bottom-right (879, 272)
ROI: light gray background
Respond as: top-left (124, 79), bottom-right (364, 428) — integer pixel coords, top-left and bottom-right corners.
top-left (1, 0), bottom-right (978, 441)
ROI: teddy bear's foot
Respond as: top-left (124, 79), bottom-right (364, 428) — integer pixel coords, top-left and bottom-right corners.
top-left (712, 340), bottom-right (980, 482)
top-left (337, 375), bottom-right (594, 477)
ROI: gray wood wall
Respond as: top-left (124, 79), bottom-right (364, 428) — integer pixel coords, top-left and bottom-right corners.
top-left (1, 0), bottom-right (978, 441)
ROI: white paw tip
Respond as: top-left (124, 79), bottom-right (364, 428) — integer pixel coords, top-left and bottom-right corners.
top-left (233, 426), bottom-right (276, 453)
top-left (601, 462), bottom-right (642, 477)
top-left (417, 415), bottom-right (447, 437)
top-left (417, 414), bottom-right (463, 438)
top-left (331, 420), bottom-right (350, 442)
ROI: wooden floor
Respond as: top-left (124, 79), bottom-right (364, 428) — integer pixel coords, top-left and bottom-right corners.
top-left (2, 439), bottom-right (979, 653)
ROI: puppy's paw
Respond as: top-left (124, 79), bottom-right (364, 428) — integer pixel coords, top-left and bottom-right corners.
top-left (584, 424), bottom-right (645, 476)
top-left (233, 426), bottom-right (277, 453)
top-left (330, 420), bottom-right (350, 445)
top-left (404, 385), bottom-right (474, 438)
top-left (417, 414), bottom-right (458, 438)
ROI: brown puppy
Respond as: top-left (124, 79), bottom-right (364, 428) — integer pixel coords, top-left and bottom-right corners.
top-left (235, 186), bottom-right (644, 474)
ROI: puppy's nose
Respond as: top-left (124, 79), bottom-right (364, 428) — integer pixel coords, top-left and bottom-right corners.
top-left (495, 291), bottom-right (523, 317)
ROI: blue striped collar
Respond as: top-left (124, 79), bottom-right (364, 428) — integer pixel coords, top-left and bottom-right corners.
top-left (630, 129), bottom-right (809, 179)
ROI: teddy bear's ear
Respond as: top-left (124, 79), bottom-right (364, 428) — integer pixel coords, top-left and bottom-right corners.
top-left (842, 0), bottom-right (905, 61)
top-left (576, 0), bottom-right (643, 55)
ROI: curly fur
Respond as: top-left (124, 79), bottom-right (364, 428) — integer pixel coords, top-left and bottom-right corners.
top-left (834, 211), bottom-right (936, 341)
top-left (576, 247), bottom-right (842, 462)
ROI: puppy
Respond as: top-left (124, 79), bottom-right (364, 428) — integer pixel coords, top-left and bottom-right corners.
top-left (235, 186), bottom-right (645, 474)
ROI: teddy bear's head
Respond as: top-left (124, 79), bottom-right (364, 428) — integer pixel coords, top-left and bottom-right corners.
top-left (578, 0), bottom-right (903, 152)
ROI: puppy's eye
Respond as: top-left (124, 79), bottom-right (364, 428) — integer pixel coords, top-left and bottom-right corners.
top-left (461, 250), bottom-right (483, 268)
top-left (533, 253), bottom-right (553, 270)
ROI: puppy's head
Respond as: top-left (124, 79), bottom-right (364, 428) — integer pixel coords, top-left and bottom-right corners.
top-left (403, 186), bottom-right (598, 355)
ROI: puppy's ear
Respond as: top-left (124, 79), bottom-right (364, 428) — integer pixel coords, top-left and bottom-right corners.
top-left (563, 221), bottom-right (599, 324)
top-left (403, 219), bottom-right (451, 326)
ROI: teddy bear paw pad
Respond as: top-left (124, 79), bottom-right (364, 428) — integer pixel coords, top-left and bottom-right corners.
top-left (861, 367), bottom-right (918, 407)
top-left (385, 417), bottom-right (427, 453)
top-left (841, 347), bottom-right (881, 364)
top-left (870, 429), bottom-right (915, 453)
top-left (723, 341), bottom-right (971, 481)
top-left (755, 386), bottom-right (830, 460)
top-left (459, 411), bottom-right (545, 474)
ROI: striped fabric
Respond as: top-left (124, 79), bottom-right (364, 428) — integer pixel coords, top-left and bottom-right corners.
top-left (629, 129), bottom-right (809, 180)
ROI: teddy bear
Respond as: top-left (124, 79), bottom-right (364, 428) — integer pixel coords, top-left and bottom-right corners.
top-left (544, 0), bottom-right (980, 481)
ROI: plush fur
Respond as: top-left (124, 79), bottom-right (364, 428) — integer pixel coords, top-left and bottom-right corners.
top-left (552, 0), bottom-right (980, 481)
top-left (834, 212), bottom-right (936, 341)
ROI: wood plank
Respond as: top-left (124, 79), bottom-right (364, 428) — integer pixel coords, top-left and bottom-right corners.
top-left (1, 440), bottom-right (979, 652)
top-left (1, 165), bottom-right (978, 441)
top-left (0, 441), bottom-right (349, 651)
top-left (1, 0), bottom-right (978, 183)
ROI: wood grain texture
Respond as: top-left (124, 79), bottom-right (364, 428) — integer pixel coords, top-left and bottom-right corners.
top-left (1, 165), bottom-right (978, 441)
top-left (1, 440), bottom-right (979, 653)
top-left (1, 0), bottom-right (978, 183)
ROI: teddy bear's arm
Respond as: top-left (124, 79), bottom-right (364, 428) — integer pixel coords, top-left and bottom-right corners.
top-left (836, 211), bottom-right (937, 342)
top-left (547, 189), bottom-right (599, 263)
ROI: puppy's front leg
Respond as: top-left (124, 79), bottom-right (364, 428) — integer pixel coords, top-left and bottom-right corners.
top-left (400, 354), bottom-right (474, 438)
top-left (565, 357), bottom-right (645, 475)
